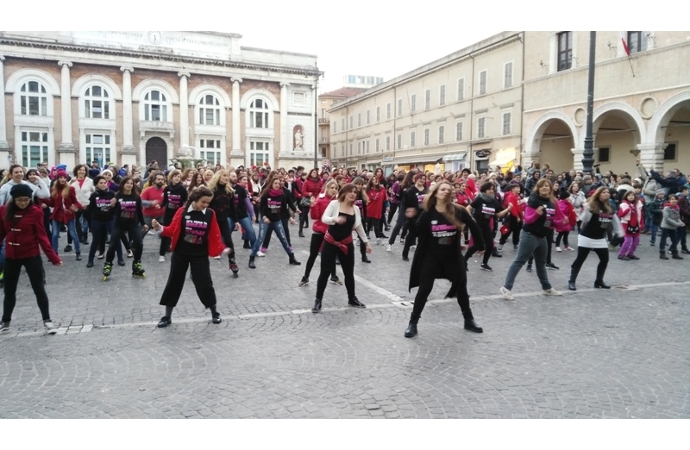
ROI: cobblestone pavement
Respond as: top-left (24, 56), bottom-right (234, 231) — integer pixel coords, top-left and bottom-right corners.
top-left (0, 225), bottom-right (688, 418)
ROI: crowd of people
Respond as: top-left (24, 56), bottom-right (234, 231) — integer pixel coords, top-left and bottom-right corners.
top-left (0, 157), bottom-right (688, 336)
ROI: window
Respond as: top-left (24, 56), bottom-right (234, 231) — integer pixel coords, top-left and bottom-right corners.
top-left (20, 131), bottom-right (49, 167)
top-left (144, 90), bottom-right (169, 121)
top-left (20, 81), bottom-right (48, 116)
top-left (198, 94), bottom-right (221, 126)
top-left (376, 106), bottom-right (380, 122)
top-left (349, 115), bottom-right (353, 129)
top-left (479, 71), bottom-right (487, 95)
top-left (502, 112), bottom-right (512, 136)
top-left (84, 85), bottom-right (110, 119)
top-left (342, 118), bottom-right (345, 131)
top-left (438, 125), bottom-right (445, 144)
top-left (249, 140), bottom-right (270, 167)
top-left (366, 140), bottom-right (370, 154)
top-left (504, 62), bottom-right (513, 89)
top-left (410, 131), bottom-right (416, 148)
top-left (410, 94), bottom-right (416, 113)
top-left (598, 147), bottom-right (610, 163)
top-left (397, 98), bottom-right (403, 117)
top-left (425, 89), bottom-right (431, 109)
top-left (477, 117), bottom-right (486, 139)
top-left (375, 138), bottom-right (380, 152)
top-left (386, 136), bottom-right (390, 151)
top-left (333, 121), bottom-right (337, 133)
top-left (439, 85), bottom-right (446, 106)
top-left (627, 31), bottom-right (648, 54)
top-left (456, 122), bottom-right (463, 141)
top-left (366, 110), bottom-right (370, 125)
top-left (557, 31), bottom-right (573, 71)
top-left (349, 143), bottom-right (353, 155)
top-left (199, 139), bottom-right (222, 166)
top-left (397, 133), bottom-right (402, 149)
top-left (357, 142), bottom-right (361, 154)
top-left (321, 108), bottom-right (326, 119)
top-left (357, 113), bottom-right (361, 127)
top-left (386, 103), bottom-right (391, 120)
top-left (424, 128), bottom-right (430, 146)
top-left (84, 133), bottom-right (112, 165)
top-left (664, 143), bottom-right (677, 161)
top-left (249, 98), bottom-right (270, 128)
top-left (457, 78), bottom-right (465, 101)
top-left (341, 144), bottom-right (345, 157)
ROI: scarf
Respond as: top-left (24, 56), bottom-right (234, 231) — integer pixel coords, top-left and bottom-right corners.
top-left (269, 188), bottom-right (283, 197)
top-left (479, 192), bottom-right (494, 203)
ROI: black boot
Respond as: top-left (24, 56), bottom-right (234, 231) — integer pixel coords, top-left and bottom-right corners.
top-left (248, 256), bottom-right (256, 269)
top-left (404, 322), bottom-right (418, 338)
top-left (671, 251), bottom-right (683, 260)
top-left (243, 240), bottom-right (251, 249)
top-left (594, 280), bottom-right (611, 289)
top-left (464, 319), bottom-right (483, 333)
top-left (362, 255), bottom-right (371, 263)
top-left (348, 297), bottom-right (366, 308)
top-left (660, 250), bottom-right (669, 260)
top-left (568, 269), bottom-right (578, 291)
top-left (311, 298), bottom-right (322, 313)
top-left (289, 253), bottom-right (301, 265)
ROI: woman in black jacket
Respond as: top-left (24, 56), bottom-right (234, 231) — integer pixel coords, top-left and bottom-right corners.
top-left (405, 181), bottom-right (485, 338)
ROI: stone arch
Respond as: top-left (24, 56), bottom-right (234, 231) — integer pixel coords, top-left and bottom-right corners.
top-left (590, 101), bottom-right (646, 147)
top-left (5, 68), bottom-right (60, 95)
top-left (71, 74), bottom-right (122, 100)
top-left (648, 90), bottom-right (690, 144)
top-left (525, 111), bottom-right (579, 157)
top-left (131, 79), bottom-right (179, 104)
top-left (188, 84), bottom-right (231, 107)
top-left (240, 88), bottom-right (279, 111)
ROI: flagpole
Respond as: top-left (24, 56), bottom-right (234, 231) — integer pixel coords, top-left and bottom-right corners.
top-left (627, 56), bottom-right (636, 77)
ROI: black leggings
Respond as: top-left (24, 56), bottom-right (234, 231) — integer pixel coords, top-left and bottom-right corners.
top-left (387, 203), bottom-right (399, 225)
top-left (411, 255), bottom-right (472, 323)
top-left (555, 231), bottom-right (570, 247)
top-left (571, 246), bottom-right (609, 282)
top-left (218, 219), bottom-right (235, 263)
top-left (402, 219), bottom-right (418, 257)
top-left (299, 205), bottom-right (310, 231)
top-left (465, 226), bottom-right (493, 265)
top-left (304, 233), bottom-right (337, 280)
top-left (316, 241), bottom-right (355, 301)
top-left (2, 255), bottom-right (51, 322)
top-left (499, 216), bottom-right (522, 246)
top-left (106, 222), bottom-right (143, 264)
top-left (366, 217), bottom-right (384, 239)
top-left (159, 252), bottom-right (217, 308)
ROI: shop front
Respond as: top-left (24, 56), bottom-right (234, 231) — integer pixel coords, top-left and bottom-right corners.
top-left (474, 149), bottom-right (492, 173)
top-left (442, 152), bottom-right (467, 173)
top-left (489, 147), bottom-right (518, 174)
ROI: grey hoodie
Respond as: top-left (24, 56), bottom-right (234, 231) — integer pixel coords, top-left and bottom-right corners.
top-left (661, 205), bottom-right (684, 230)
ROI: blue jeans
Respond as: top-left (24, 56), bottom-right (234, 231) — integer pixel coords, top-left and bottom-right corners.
top-left (649, 223), bottom-right (660, 243)
top-left (503, 230), bottom-right (552, 291)
top-left (229, 216), bottom-right (257, 247)
top-left (52, 220), bottom-right (80, 254)
top-left (250, 220), bottom-right (292, 257)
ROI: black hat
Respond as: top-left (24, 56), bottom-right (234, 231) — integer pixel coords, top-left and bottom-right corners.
top-left (10, 183), bottom-right (33, 199)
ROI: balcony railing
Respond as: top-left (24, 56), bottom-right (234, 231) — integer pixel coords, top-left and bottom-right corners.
top-left (318, 118), bottom-right (329, 124)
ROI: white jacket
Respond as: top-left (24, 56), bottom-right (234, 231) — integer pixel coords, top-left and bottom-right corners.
top-left (0, 178), bottom-right (50, 206)
top-left (70, 177), bottom-right (95, 206)
top-left (321, 200), bottom-right (369, 243)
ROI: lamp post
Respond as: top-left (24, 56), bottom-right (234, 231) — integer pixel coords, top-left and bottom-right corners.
top-left (582, 31), bottom-right (596, 174)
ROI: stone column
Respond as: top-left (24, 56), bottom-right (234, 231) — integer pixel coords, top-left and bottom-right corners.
top-left (637, 142), bottom-right (666, 172)
top-left (178, 71), bottom-right (191, 158)
top-left (279, 82), bottom-right (290, 156)
top-left (0, 56), bottom-right (10, 168)
top-left (120, 66), bottom-right (137, 165)
top-left (57, 61), bottom-right (76, 166)
top-left (571, 148), bottom-right (585, 172)
top-left (230, 77), bottom-right (243, 156)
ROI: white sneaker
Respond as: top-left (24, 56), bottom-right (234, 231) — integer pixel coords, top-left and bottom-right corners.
top-left (410, 245), bottom-right (417, 251)
top-left (0, 321), bottom-right (9, 333)
top-left (555, 246), bottom-right (562, 252)
top-left (497, 244), bottom-right (503, 252)
top-left (500, 286), bottom-right (515, 301)
top-left (542, 288), bottom-right (562, 296)
top-left (355, 238), bottom-right (360, 246)
top-left (257, 251), bottom-right (266, 257)
top-left (564, 246), bottom-right (575, 252)
top-left (386, 244), bottom-right (392, 252)
top-left (376, 238), bottom-right (381, 246)
top-left (43, 320), bottom-right (57, 331)
top-left (159, 255), bottom-right (165, 263)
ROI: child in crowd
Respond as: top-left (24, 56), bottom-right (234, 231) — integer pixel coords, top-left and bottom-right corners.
top-left (649, 190), bottom-right (666, 246)
top-left (617, 190), bottom-right (644, 260)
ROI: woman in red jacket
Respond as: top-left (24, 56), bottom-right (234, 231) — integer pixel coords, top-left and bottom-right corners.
top-left (365, 175), bottom-right (388, 245)
top-left (298, 168), bottom-right (323, 237)
top-left (0, 184), bottom-right (63, 334)
top-left (498, 181), bottom-right (524, 251)
top-left (42, 170), bottom-right (84, 260)
top-left (152, 187), bottom-right (229, 328)
top-left (299, 179), bottom-right (341, 287)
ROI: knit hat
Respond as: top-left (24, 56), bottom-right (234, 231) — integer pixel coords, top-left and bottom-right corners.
top-left (55, 170), bottom-right (69, 179)
top-left (656, 189), bottom-right (666, 197)
top-left (56, 164), bottom-right (67, 170)
top-left (10, 183), bottom-right (34, 199)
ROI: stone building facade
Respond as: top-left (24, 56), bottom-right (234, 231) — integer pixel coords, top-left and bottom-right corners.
top-left (0, 31), bottom-right (321, 170)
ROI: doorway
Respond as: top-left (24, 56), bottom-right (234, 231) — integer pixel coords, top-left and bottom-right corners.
top-left (145, 137), bottom-right (167, 167)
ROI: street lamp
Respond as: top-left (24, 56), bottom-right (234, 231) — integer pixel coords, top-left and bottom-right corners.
top-left (582, 32), bottom-right (597, 174)
top-left (304, 64), bottom-right (322, 170)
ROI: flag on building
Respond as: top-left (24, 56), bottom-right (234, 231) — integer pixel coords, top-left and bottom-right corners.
top-left (620, 32), bottom-right (631, 57)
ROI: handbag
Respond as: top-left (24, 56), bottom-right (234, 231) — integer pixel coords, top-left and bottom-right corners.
top-left (299, 196), bottom-right (311, 208)
top-left (626, 210), bottom-right (639, 234)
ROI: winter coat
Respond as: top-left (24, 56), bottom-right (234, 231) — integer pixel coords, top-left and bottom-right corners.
top-left (617, 200), bottom-right (645, 235)
top-left (661, 204), bottom-right (685, 230)
top-left (69, 177), bottom-right (95, 207)
top-left (41, 186), bottom-right (83, 223)
top-left (0, 204), bottom-right (61, 264)
top-left (568, 191), bottom-right (586, 220)
top-left (310, 192), bottom-right (336, 234)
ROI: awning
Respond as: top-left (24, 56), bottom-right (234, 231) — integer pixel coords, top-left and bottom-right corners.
top-left (393, 154), bottom-right (445, 165)
top-left (442, 152), bottom-right (467, 162)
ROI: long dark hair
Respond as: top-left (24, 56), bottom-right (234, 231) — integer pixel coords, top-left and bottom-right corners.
top-left (117, 176), bottom-right (139, 197)
top-left (401, 170), bottom-right (416, 190)
top-left (184, 186), bottom-right (214, 210)
top-left (422, 181), bottom-right (464, 229)
top-left (4, 196), bottom-right (34, 222)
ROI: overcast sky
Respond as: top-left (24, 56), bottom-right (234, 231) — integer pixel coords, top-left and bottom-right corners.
top-left (11, 1), bottom-right (679, 93)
